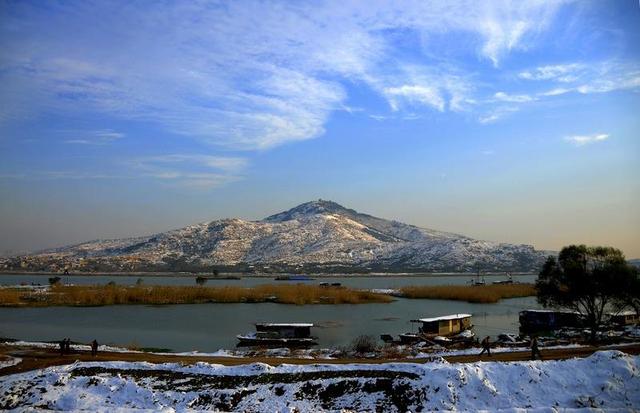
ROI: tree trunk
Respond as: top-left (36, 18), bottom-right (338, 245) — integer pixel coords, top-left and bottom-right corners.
top-left (589, 319), bottom-right (598, 344)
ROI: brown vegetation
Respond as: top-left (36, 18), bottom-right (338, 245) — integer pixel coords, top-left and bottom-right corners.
top-left (399, 283), bottom-right (536, 303)
top-left (0, 284), bottom-right (393, 307)
top-left (0, 289), bottom-right (22, 305)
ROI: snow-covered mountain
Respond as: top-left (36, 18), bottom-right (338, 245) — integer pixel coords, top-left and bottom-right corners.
top-left (22, 200), bottom-right (549, 272)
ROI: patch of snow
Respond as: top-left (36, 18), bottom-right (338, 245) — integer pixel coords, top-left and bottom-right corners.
top-left (0, 356), bottom-right (21, 369)
top-left (0, 351), bottom-right (638, 411)
top-left (2, 340), bottom-right (139, 354)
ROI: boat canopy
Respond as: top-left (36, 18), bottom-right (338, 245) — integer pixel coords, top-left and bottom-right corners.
top-left (418, 314), bottom-right (472, 323)
top-left (519, 309), bottom-right (580, 315)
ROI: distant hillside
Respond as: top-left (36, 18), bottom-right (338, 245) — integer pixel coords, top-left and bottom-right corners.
top-left (2, 200), bottom-right (549, 273)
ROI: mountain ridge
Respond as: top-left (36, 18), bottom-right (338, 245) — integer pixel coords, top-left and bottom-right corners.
top-left (2, 200), bottom-right (549, 273)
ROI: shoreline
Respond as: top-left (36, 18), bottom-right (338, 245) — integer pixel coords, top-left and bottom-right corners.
top-left (0, 283), bottom-right (535, 306)
top-left (0, 270), bottom-right (537, 278)
top-left (2, 341), bottom-right (639, 376)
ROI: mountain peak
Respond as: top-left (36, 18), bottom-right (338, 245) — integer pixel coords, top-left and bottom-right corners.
top-left (263, 199), bottom-right (354, 222)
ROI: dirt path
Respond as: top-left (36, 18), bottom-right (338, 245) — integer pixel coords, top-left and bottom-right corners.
top-left (2, 343), bottom-right (639, 376)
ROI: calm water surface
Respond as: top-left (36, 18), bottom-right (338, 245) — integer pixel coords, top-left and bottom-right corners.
top-left (0, 273), bottom-right (539, 352)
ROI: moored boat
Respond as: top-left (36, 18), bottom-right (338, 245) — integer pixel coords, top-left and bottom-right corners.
top-left (274, 275), bottom-right (315, 281)
top-left (395, 314), bottom-right (474, 345)
top-left (236, 323), bottom-right (318, 347)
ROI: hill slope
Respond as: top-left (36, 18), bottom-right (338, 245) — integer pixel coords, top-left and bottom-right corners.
top-left (6, 200), bottom-right (548, 273)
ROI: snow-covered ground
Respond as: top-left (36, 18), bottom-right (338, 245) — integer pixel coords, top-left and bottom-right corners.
top-left (1, 350), bottom-right (638, 412)
top-left (1, 340), bottom-right (141, 354)
top-left (0, 356), bottom-right (21, 370)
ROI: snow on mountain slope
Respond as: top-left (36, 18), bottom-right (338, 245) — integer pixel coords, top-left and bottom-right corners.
top-left (27, 200), bottom-right (548, 271)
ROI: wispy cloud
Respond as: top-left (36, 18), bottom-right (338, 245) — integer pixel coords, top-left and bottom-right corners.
top-left (521, 61), bottom-right (640, 97)
top-left (494, 92), bottom-right (535, 103)
top-left (62, 129), bottom-right (125, 145)
top-left (0, 1), bottom-right (574, 148)
top-left (478, 106), bottom-right (519, 124)
top-left (0, 171), bottom-right (128, 180)
top-left (131, 154), bottom-right (248, 189)
top-left (383, 85), bottom-right (445, 112)
top-left (564, 133), bottom-right (610, 146)
top-left (539, 88), bottom-right (571, 97)
top-left (519, 64), bottom-right (584, 81)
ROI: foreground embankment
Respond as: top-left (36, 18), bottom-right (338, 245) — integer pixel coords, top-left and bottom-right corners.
top-left (0, 284), bottom-right (393, 306)
top-left (1, 349), bottom-right (638, 411)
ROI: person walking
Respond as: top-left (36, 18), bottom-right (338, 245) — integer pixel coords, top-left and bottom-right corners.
top-left (531, 335), bottom-right (543, 360)
top-left (64, 338), bottom-right (71, 355)
top-left (91, 339), bottom-right (99, 357)
top-left (479, 336), bottom-right (492, 357)
top-left (59, 339), bottom-right (65, 356)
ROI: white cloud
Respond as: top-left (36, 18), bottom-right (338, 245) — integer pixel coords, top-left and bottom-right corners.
top-left (479, 113), bottom-right (501, 124)
top-left (520, 61), bottom-right (640, 97)
top-left (131, 154), bottom-right (248, 189)
top-left (564, 133), bottom-right (610, 146)
top-left (478, 106), bottom-right (519, 124)
top-left (494, 91), bottom-right (535, 103)
top-left (576, 73), bottom-right (640, 94)
top-left (519, 64), bottom-right (584, 81)
top-left (0, 1), bottom-right (573, 148)
top-left (62, 129), bottom-right (125, 145)
top-left (539, 88), bottom-right (571, 97)
top-left (383, 85), bottom-right (445, 112)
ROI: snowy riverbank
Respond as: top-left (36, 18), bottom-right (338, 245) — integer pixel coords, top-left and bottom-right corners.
top-left (3, 339), bottom-right (640, 362)
top-left (1, 350), bottom-right (638, 411)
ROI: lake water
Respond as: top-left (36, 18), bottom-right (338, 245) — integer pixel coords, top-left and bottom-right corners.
top-left (0, 273), bottom-right (540, 352)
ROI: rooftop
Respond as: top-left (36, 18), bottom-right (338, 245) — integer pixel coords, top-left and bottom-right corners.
top-left (418, 314), bottom-right (472, 323)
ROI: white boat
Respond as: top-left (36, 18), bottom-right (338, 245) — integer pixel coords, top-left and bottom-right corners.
top-left (236, 323), bottom-right (317, 347)
top-left (398, 314), bottom-right (474, 345)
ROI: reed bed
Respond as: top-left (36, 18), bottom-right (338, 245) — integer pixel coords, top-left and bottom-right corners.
top-left (398, 283), bottom-right (536, 303)
top-left (0, 288), bottom-right (23, 305)
top-left (0, 284), bottom-right (393, 307)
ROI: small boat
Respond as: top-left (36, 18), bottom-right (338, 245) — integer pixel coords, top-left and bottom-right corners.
top-left (236, 323), bottom-right (317, 347)
top-left (493, 272), bottom-right (514, 285)
top-left (398, 332), bottom-right (424, 344)
top-left (519, 309), bottom-right (583, 334)
top-left (274, 275), bottom-right (315, 281)
top-left (196, 275), bottom-right (241, 281)
top-left (469, 269), bottom-right (485, 286)
top-left (396, 314), bottom-right (474, 345)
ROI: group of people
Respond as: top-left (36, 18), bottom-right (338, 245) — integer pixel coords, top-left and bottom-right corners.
top-left (479, 335), bottom-right (543, 360)
top-left (59, 338), bottom-right (100, 357)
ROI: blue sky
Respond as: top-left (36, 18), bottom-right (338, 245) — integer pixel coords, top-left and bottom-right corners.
top-left (0, 0), bottom-right (639, 257)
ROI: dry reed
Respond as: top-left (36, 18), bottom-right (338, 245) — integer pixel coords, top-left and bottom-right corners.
top-left (399, 283), bottom-right (536, 303)
top-left (0, 284), bottom-right (393, 307)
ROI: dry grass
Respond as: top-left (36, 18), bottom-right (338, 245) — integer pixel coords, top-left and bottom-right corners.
top-left (0, 284), bottom-right (393, 307)
top-left (399, 283), bottom-right (536, 303)
top-left (0, 289), bottom-right (22, 305)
